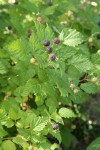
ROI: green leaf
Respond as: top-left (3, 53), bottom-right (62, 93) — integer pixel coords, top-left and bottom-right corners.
top-left (0, 109), bottom-right (7, 125)
top-left (59, 108), bottom-right (75, 118)
top-left (7, 37), bottom-right (30, 61)
top-left (55, 74), bottom-right (70, 97)
top-left (61, 29), bottom-right (84, 47)
top-left (92, 50), bottom-right (100, 65)
top-left (31, 117), bottom-right (48, 132)
top-left (5, 119), bottom-right (14, 128)
top-left (51, 143), bottom-right (59, 150)
top-left (80, 82), bottom-right (100, 94)
top-left (35, 95), bottom-right (45, 106)
top-left (2, 140), bottom-right (16, 150)
top-left (21, 79), bottom-right (40, 96)
top-left (8, 107), bottom-right (21, 120)
top-left (51, 112), bottom-right (64, 124)
top-left (0, 125), bottom-right (8, 138)
top-left (60, 128), bottom-right (72, 148)
top-left (31, 134), bottom-right (46, 144)
top-left (87, 137), bottom-right (100, 150)
top-left (0, 61), bottom-right (7, 74)
top-left (17, 128), bottom-right (31, 140)
top-left (13, 135), bottom-right (27, 146)
top-left (68, 54), bottom-right (93, 72)
top-left (46, 98), bottom-right (58, 114)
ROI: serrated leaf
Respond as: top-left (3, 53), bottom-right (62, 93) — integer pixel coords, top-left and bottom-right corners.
top-left (51, 112), bottom-right (63, 124)
top-left (18, 128), bottom-right (31, 140)
top-left (59, 108), bottom-right (75, 118)
top-left (13, 135), bottom-right (27, 146)
top-left (62, 29), bottom-right (84, 47)
top-left (7, 37), bottom-right (30, 61)
top-left (31, 117), bottom-right (48, 132)
top-left (80, 82), bottom-right (100, 94)
top-left (68, 54), bottom-right (93, 72)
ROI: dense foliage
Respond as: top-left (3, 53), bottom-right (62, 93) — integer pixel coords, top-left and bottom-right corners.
top-left (0, 0), bottom-right (100, 149)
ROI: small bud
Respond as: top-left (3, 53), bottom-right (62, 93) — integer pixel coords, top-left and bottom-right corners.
top-left (23, 103), bottom-right (27, 107)
top-left (28, 145), bottom-right (33, 150)
top-left (73, 88), bottom-right (78, 94)
top-left (22, 106), bottom-right (27, 111)
top-left (91, 77), bottom-right (98, 82)
top-left (58, 102), bottom-right (62, 105)
top-left (88, 37), bottom-right (93, 43)
top-left (30, 58), bottom-right (37, 64)
top-left (37, 17), bottom-right (42, 22)
top-left (70, 83), bottom-right (75, 89)
top-left (8, 0), bottom-right (16, 4)
top-left (96, 82), bottom-right (99, 86)
top-left (7, 91), bottom-right (12, 96)
top-left (88, 120), bottom-right (92, 125)
top-left (33, 147), bottom-right (38, 150)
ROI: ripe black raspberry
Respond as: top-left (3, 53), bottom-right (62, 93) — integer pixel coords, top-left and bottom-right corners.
top-left (52, 124), bottom-right (59, 130)
top-left (49, 54), bottom-right (56, 61)
top-left (54, 38), bottom-right (60, 44)
top-left (96, 34), bottom-right (100, 39)
top-left (43, 40), bottom-right (50, 46)
top-left (46, 47), bottom-right (53, 53)
top-left (48, 1), bottom-right (53, 6)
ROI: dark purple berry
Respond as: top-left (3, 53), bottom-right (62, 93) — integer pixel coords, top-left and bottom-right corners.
top-left (52, 124), bottom-right (59, 130)
top-left (49, 54), bottom-right (56, 61)
top-left (97, 21), bottom-right (100, 26)
top-left (43, 40), bottom-right (50, 46)
top-left (54, 38), bottom-right (60, 44)
top-left (96, 34), bottom-right (100, 39)
top-left (48, 1), bottom-right (53, 6)
top-left (46, 47), bottom-right (53, 53)
top-left (8, 26), bottom-right (12, 30)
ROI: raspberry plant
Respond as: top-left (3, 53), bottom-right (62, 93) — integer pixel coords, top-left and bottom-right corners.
top-left (0, 0), bottom-right (100, 150)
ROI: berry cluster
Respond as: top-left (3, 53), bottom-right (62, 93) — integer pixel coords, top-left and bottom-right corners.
top-left (43, 37), bottom-right (60, 61)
